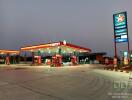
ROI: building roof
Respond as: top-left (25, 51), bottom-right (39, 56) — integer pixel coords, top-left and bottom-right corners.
top-left (0, 50), bottom-right (20, 54)
top-left (20, 41), bottom-right (91, 54)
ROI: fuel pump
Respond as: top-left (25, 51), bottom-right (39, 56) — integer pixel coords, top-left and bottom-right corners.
top-left (71, 55), bottom-right (78, 65)
top-left (51, 54), bottom-right (62, 67)
top-left (6, 54), bottom-right (10, 65)
top-left (34, 56), bottom-right (42, 65)
top-left (45, 59), bottom-right (51, 65)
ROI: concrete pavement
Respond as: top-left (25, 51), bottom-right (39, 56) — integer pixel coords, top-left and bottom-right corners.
top-left (0, 64), bottom-right (131, 100)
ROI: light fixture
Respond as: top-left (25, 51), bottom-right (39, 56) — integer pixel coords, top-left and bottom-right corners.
top-left (41, 50), bottom-right (44, 53)
top-left (63, 40), bottom-right (67, 45)
top-left (48, 50), bottom-right (51, 53)
top-left (31, 49), bottom-right (33, 52)
top-left (63, 50), bottom-right (66, 53)
top-left (0, 52), bottom-right (4, 54)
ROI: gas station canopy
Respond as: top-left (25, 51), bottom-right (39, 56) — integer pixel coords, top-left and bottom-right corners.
top-left (20, 41), bottom-right (91, 54)
top-left (0, 50), bottom-right (20, 55)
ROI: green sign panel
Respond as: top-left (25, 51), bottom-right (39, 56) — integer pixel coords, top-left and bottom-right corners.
top-left (113, 12), bottom-right (128, 43)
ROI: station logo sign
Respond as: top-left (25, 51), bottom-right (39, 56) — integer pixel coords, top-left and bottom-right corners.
top-left (113, 12), bottom-right (128, 43)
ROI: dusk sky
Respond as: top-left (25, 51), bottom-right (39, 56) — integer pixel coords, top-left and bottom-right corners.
top-left (0, 0), bottom-right (132, 57)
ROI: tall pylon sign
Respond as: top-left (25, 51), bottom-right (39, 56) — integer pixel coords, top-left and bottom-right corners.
top-left (113, 11), bottom-right (130, 65)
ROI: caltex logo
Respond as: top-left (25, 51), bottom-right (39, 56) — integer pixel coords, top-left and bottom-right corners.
top-left (117, 14), bottom-right (125, 22)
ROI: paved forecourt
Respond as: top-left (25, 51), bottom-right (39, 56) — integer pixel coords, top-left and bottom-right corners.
top-left (0, 64), bottom-right (131, 100)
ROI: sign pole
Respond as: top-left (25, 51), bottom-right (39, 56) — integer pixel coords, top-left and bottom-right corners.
top-left (127, 41), bottom-right (130, 65)
top-left (114, 35), bottom-right (117, 58)
top-left (113, 15), bottom-right (118, 67)
top-left (114, 32), bottom-right (118, 67)
top-left (126, 12), bottom-right (131, 65)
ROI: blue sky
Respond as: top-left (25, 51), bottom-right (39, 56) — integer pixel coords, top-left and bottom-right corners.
top-left (0, 0), bottom-right (132, 56)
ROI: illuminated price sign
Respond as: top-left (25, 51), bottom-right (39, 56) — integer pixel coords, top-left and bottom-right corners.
top-left (113, 12), bottom-right (128, 43)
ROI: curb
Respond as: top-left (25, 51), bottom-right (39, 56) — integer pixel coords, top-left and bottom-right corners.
top-left (104, 67), bottom-right (131, 73)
